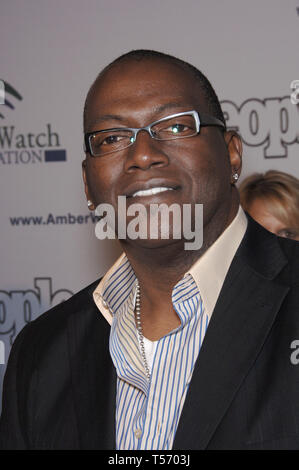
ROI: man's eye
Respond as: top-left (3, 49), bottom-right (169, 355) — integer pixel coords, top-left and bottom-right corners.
top-left (102, 135), bottom-right (123, 145)
top-left (157, 122), bottom-right (189, 135)
top-left (169, 124), bottom-right (187, 134)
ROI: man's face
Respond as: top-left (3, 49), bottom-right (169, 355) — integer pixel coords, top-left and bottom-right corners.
top-left (83, 58), bottom-right (240, 247)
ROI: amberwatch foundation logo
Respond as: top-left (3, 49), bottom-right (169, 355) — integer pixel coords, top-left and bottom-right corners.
top-left (0, 80), bottom-right (22, 115)
top-left (0, 80), bottom-right (67, 164)
top-left (221, 96), bottom-right (299, 158)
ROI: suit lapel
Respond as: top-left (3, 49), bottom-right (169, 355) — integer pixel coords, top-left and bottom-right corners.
top-left (67, 283), bottom-right (116, 449)
top-left (173, 219), bottom-right (290, 450)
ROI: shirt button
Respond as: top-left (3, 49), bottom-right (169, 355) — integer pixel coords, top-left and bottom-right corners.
top-left (102, 299), bottom-right (108, 308)
top-left (135, 429), bottom-right (142, 439)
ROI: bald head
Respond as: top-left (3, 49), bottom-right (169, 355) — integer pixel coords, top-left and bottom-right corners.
top-left (83, 49), bottom-right (225, 133)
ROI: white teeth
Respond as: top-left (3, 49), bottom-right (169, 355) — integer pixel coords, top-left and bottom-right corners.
top-left (132, 187), bottom-right (174, 198)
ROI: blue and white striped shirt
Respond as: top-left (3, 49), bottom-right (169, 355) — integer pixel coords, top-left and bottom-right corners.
top-left (93, 207), bottom-right (248, 449)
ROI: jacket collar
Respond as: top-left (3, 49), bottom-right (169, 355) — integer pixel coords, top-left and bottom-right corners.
top-left (67, 281), bottom-right (116, 449)
top-left (173, 216), bottom-right (290, 449)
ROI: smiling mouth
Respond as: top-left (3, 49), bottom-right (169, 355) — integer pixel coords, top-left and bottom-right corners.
top-left (131, 187), bottom-right (175, 198)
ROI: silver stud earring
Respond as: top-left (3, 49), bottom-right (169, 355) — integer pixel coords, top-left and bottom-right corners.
top-left (87, 200), bottom-right (93, 208)
top-left (232, 173), bottom-right (239, 182)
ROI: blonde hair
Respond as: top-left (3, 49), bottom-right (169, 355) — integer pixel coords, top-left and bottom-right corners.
top-left (239, 170), bottom-right (299, 229)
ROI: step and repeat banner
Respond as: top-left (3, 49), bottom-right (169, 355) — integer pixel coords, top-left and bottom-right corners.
top-left (0, 0), bottom-right (298, 405)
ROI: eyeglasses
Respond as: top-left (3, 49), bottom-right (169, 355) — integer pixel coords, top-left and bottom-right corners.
top-left (84, 110), bottom-right (226, 157)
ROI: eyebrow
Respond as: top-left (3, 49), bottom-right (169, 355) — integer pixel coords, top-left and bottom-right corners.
top-left (87, 114), bottom-right (128, 130)
top-left (152, 102), bottom-right (189, 114)
top-left (86, 102), bottom-right (190, 130)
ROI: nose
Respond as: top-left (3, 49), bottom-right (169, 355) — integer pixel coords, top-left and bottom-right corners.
top-left (124, 129), bottom-right (169, 172)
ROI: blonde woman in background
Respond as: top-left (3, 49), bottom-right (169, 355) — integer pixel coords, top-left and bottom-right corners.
top-left (239, 170), bottom-right (299, 241)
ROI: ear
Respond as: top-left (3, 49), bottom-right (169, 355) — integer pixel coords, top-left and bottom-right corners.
top-left (224, 131), bottom-right (242, 184)
top-left (82, 159), bottom-right (95, 210)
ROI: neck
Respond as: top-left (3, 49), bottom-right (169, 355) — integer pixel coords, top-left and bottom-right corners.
top-left (121, 195), bottom-right (239, 306)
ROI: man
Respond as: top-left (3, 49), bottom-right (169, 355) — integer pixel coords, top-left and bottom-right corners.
top-left (1, 50), bottom-right (299, 450)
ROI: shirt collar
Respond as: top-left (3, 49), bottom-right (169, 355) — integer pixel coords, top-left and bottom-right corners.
top-left (187, 205), bottom-right (247, 321)
top-left (93, 206), bottom-right (248, 324)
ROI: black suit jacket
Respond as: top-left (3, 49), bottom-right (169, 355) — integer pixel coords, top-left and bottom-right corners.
top-left (1, 217), bottom-right (299, 450)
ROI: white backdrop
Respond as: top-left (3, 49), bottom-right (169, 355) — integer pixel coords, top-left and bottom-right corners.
top-left (0, 0), bottom-right (298, 403)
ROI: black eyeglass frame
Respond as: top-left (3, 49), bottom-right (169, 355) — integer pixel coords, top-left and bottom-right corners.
top-left (84, 110), bottom-right (226, 157)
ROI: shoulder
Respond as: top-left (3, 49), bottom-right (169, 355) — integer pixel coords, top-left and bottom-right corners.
top-left (240, 214), bottom-right (299, 284)
top-left (0, 278), bottom-right (109, 448)
top-left (3, 277), bottom-right (109, 398)
top-left (275, 236), bottom-right (299, 284)
top-left (12, 277), bottom-right (105, 356)
top-left (33, 277), bottom-right (101, 323)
